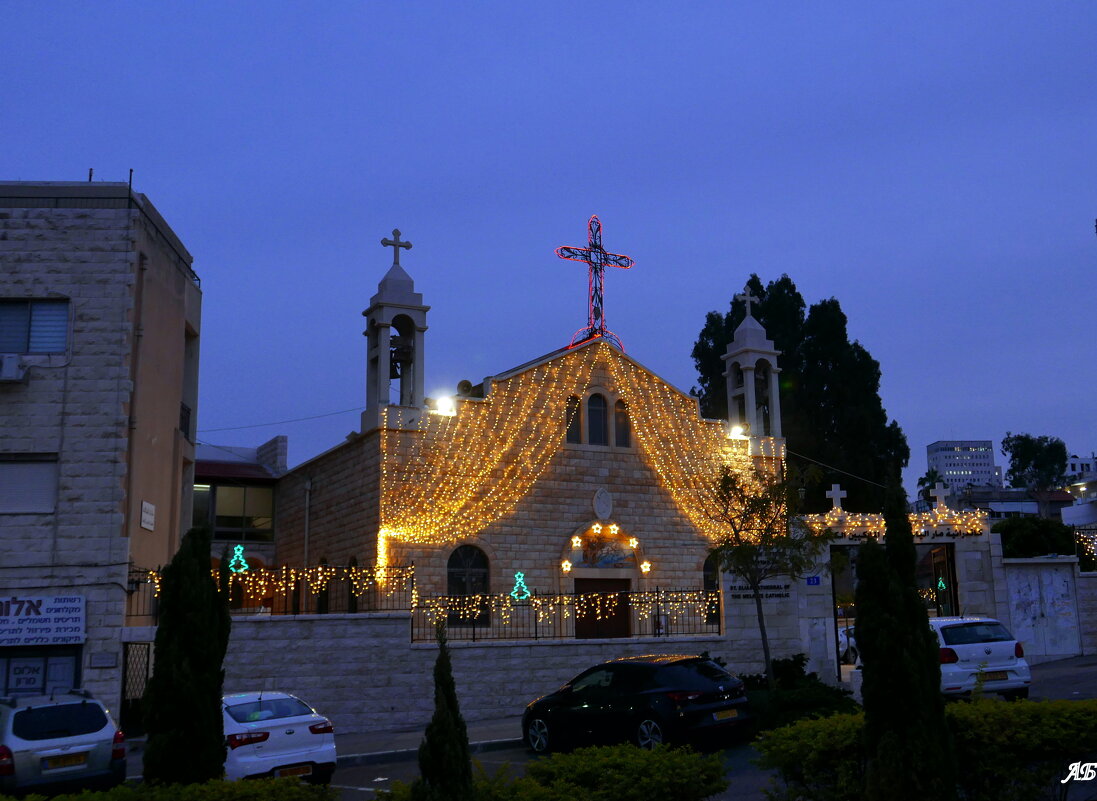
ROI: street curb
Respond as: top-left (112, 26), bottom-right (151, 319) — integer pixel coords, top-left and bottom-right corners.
top-left (337, 738), bottom-right (524, 767)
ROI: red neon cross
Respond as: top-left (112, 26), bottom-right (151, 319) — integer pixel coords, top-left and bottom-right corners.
top-left (555, 215), bottom-right (634, 350)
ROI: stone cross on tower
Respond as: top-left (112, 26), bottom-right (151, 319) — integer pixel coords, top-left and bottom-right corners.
top-left (930, 482), bottom-right (949, 509)
top-left (735, 285), bottom-right (759, 319)
top-left (555, 215), bottom-right (634, 351)
top-left (381, 229), bottom-right (412, 266)
top-left (825, 483), bottom-right (847, 511)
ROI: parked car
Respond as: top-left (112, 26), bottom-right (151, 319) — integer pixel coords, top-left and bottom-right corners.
top-left (222, 692), bottom-right (336, 783)
top-left (522, 654), bottom-right (748, 753)
top-left (928, 617), bottom-right (1032, 699)
top-left (0, 690), bottom-right (125, 795)
top-left (838, 626), bottom-right (858, 664)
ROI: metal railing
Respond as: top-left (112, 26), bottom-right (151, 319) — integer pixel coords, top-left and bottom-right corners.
top-left (411, 588), bottom-right (721, 642)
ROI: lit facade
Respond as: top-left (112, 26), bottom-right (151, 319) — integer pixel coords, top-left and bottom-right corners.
top-left (927, 439), bottom-right (1003, 491)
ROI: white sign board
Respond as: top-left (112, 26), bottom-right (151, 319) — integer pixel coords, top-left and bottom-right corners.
top-left (141, 501), bottom-right (156, 531)
top-left (0, 595), bottom-right (86, 645)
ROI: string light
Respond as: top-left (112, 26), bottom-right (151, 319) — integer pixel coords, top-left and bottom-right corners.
top-left (377, 341), bottom-right (782, 569)
top-left (146, 565), bottom-right (414, 600)
top-left (805, 505), bottom-right (988, 540)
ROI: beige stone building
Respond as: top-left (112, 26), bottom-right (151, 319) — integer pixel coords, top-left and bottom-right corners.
top-left (0, 182), bottom-right (200, 726)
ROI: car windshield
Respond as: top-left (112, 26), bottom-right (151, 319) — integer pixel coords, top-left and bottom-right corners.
top-left (940, 622), bottom-right (1013, 645)
top-left (226, 696), bottom-right (313, 723)
top-left (12, 703), bottom-right (108, 741)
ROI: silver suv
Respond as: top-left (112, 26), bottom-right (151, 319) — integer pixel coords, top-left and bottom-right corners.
top-left (0, 690), bottom-right (126, 794)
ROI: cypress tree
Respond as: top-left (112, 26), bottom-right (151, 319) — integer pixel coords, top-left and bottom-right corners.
top-left (855, 486), bottom-right (956, 801)
top-left (413, 621), bottom-right (472, 801)
top-left (143, 526), bottom-right (231, 784)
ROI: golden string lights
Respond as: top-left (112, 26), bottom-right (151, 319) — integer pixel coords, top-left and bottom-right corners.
top-left (805, 505), bottom-right (988, 539)
top-left (377, 340), bottom-right (775, 568)
top-left (144, 565), bottom-right (414, 600)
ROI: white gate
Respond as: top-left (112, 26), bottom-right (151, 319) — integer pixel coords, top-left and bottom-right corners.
top-left (1005, 562), bottom-right (1081, 661)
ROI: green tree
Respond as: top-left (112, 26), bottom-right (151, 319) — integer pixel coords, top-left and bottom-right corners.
top-left (855, 486), bottom-right (956, 801)
top-left (993, 516), bottom-right (1076, 558)
top-left (412, 622), bottom-right (472, 801)
top-left (917, 469), bottom-right (946, 505)
top-left (691, 275), bottom-right (909, 513)
top-left (1001, 432), bottom-right (1068, 518)
top-left (143, 526), bottom-right (231, 784)
top-left (708, 464), bottom-right (834, 691)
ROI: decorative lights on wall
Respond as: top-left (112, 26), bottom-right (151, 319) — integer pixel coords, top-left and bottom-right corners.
top-left (146, 565), bottom-right (415, 600)
top-left (377, 341), bottom-right (782, 568)
top-left (805, 504), bottom-right (988, 540)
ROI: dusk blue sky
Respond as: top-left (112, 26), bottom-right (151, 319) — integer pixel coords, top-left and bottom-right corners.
top-left (5, 3), bottom-right (1096, 496)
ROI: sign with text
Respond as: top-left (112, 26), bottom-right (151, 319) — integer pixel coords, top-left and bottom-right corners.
top-left (0, 595), bottom-right (86, 646)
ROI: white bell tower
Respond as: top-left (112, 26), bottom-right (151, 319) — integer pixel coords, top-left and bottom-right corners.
top-left (721, 285), bottom-right (783, 439)
top-left (362, 229), bottom-right (430, 431)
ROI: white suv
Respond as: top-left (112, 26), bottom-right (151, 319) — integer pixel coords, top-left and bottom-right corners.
top-left (928, 617), bottom-right (1032, 699)
top-left (0, 690), bottom-right (125, 794)
top-left (222, 692), bottom-right (336, 783)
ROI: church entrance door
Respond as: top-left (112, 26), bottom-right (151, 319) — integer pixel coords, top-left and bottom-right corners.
top-left (574, 578), bottom-right (631, 639)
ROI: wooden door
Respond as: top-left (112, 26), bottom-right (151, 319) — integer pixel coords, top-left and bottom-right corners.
top-left (574, 578), bottom-right (631, 639)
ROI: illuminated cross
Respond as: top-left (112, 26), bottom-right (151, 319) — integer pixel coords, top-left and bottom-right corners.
top-left (736, 285), bottom-right (759, 319)
top-left (930, 482), bottom-right (949, 509)
top-left (381, 229), bottom-right (412, 266)
top-left (825, 484), bottom-right (847, 511)
top-left (556, 215), bottom-right (634, 350)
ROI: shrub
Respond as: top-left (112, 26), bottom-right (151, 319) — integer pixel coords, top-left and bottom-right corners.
top-left (755, 699), bottom-right (1097, 801)
top-left (738, 653), bottom-right (859, 731)
top-left (12, 778), bottom-right (336, 801)
top-left (380, 745), bottom-right (726, 801)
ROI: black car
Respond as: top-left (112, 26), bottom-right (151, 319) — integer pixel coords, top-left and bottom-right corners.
top-left (522, 654), bottom-right (748, 752)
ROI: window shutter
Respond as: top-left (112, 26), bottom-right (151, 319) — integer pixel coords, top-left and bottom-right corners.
top-left (29, 301), bottom-right (69, 353)
top-left (0, 302), bottom-right (30, 352)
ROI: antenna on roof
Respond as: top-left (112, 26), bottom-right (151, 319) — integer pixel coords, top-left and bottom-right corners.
top-left (88, 168), bottom-right (93, 182)
top-left (128, 169), bottom-right (134, 190)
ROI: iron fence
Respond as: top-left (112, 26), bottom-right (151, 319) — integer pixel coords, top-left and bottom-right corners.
top-left (411, 588), bottom-right (721, 642)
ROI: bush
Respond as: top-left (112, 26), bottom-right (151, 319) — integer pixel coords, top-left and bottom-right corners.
top-left (755, 699), bottom-right (1097, 801)
top-left (9, 778), bottom-right (336, 801)
top-left (738, 653), bottom-right (859, 731)
top-left (380, 745), bottom-right (726, 801)
top-left (993, 517), bottom-right (1076, 558)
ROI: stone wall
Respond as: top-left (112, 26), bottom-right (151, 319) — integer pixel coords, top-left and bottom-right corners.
top-left (1077, 571), bottom-right (1097, 656)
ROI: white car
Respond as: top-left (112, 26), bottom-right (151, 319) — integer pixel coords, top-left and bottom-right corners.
top-left (222, 692), bottom-right (336, 783)
top-left (0, 690), bottom-right (125, 795)
top-left (928, 617), bottom-right (1032, 699)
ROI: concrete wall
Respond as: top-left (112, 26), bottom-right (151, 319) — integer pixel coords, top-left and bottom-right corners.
top-left (1077, 572), bottom-right (1097, 656)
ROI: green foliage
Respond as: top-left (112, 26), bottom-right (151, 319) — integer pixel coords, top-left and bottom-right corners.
top-left (524, 745), bottom-right (727, 801)
top-left (691, 274), bottom-right (909, 513)
top-left (755, 700), bottom-right (1097, 801)
top-left (993, 516), bottom-right (1076, 557)
top-left (755, 712), bottom-right (866, 801)
top-left (738, 654), bottom-right (858, 731)
top-left (381, 746), bottom-right (725, 801)
top-left (855, 487), bottom-right (956, 801)
top-left (1002, 432), bottom-right (1068, 491)
top-left (12, 778), bottom-right (336, 801)
top-left (143, 526), bottom-right (232, 785)
top-left (411, 622), bottom-right (473, 801)
top-left (916, 469), bottom-right (946, 504)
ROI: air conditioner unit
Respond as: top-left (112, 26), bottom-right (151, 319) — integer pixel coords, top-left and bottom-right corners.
top-left (0, 354), bottom-right (28, 383)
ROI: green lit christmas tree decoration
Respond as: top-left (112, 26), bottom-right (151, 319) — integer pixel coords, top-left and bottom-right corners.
top-left (228, 544), bottom-right (249, 574)
top-left (510, 571), bottom-right (531, 601)
top-left (937, 576), bottom-right (946, 591)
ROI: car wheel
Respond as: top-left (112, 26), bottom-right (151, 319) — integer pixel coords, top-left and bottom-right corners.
top-left (634, 717), bottom-right (664, 749)
top-left (526, 717), bottom-right (550, 754)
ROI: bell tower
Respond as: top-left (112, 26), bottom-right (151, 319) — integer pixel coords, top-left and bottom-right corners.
top-left (362, 229), bottom-right (429, 431)
top-left (721, 285), bottom-right (783, 439)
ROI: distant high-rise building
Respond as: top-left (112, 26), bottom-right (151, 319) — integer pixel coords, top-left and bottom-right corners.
top-left (927, 440), bottom-right (1002, 490)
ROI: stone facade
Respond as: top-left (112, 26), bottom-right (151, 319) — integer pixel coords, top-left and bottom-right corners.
top-left (0, 183), bottom-right (200, 714)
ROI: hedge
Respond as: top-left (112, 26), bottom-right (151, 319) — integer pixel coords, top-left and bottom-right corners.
top-left (4, 778), bottom-right (335, 801)
top-left (755, 699), bottom-right (1097, 801)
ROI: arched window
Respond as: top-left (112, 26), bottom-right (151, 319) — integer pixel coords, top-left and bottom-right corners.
top-left (566, 395), bottom-right (582, 444)
top-left (447, 545), bottom-right (489, 627)
top-left (447, 545), bottom-right (489, 597)
top-left (588, 393), bottom-right (608, 446)
top-left (614, 400), bottom-right (630, 448)
top-left (703, 553), bottom-right (721, 627)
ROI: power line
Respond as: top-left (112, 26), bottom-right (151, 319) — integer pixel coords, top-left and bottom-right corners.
top-left (785, 448), bottom-right (890, 490)
top-left (197, 406), bottom-right (365, 433)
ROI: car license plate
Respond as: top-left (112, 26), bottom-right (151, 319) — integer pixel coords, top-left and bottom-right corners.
top-left (44, 752), bottom-right (87, 769)
top-left (714, 709), bottom-right (738, 721)
top-left (981, 671), bottom-right (1007, 682)
top-left (277, 765), bottom-right (313, 778)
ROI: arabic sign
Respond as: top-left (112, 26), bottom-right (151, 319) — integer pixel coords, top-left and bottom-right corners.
top-left (0, 595), bottom-right (86, 645)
